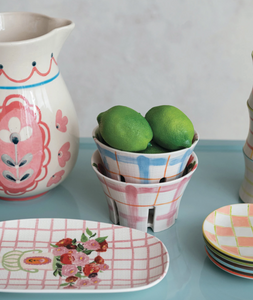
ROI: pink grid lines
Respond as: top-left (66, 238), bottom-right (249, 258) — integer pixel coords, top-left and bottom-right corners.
top-left (98, 174), bottom-right (191, 207)
top-left (0, 219), bottom-right (169, 291)
top-left (99, 174), bottom-right (191, 232)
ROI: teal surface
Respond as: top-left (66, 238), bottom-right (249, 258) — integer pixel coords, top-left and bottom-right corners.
top-left (1, 138), bottom-right (253, 299)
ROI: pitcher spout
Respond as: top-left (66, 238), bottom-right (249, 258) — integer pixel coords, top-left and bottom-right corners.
top-left (49, 17), bottom-right (75, 58)
top-left (0, 12), bottom-right (75, 60)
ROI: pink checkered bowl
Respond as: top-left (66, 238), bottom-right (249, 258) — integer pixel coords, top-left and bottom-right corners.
top-left (91, 149), bottom-right (198, 232)
top-left (92, 126), bottom-right (199, 184)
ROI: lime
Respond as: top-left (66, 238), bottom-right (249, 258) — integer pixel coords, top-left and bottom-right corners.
top-left (97, 105), bottom-right (153, 152)
top-left (139, 140), bottom-right (167, 154)
top-left (145, 105), bottom-right (194, 151)
top-left (94, 127), bottom-right (109, 146)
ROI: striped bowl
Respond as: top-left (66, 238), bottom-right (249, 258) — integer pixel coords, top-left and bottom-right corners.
top-left (243, 101), bottom-right (253, 159)
top-left (240, 151), bottom-right (253, 203)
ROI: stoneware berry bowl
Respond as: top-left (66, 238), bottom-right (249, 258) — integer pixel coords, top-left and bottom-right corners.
top-left (91, 149), bottom-right (198, 232)
top-left (92, 126), bottom-right (199, 184)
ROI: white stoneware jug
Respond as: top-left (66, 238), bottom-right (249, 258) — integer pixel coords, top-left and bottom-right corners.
top-left (0, 12), bottom-right (79, 200)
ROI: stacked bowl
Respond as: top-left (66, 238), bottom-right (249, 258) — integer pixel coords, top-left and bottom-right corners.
top-left (240, 97), bottom-right (253, 203)
top-left (91, 126), bottom-right (199, 232)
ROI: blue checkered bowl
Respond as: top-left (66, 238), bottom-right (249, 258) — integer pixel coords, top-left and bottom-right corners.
top-left (92, 126), bottom-right (199, 184)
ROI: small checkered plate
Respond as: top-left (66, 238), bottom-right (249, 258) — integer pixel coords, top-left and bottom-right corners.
top-left (205, 246), bottom-right (253, 280)
top-left (0, 218), bottom-right (169, 293)
top-left (204, 244), bottom-right (253, 274)
top-left (203, 236), bottom-right (253, 267)
top-left (202, 203), bottom-right (253, 262)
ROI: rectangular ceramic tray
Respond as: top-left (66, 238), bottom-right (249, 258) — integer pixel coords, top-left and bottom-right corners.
top-left (0, 218), bottom-right (169, 293)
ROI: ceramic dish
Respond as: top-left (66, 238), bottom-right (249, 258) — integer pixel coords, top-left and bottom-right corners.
top-left (92, 125), bottom-right (199, 184)
top-left (202, 203), bottom-right (253, 262)
top-left (92, 150), bottom-right (198, 232)
top-left (0, 218), bottom-right (169, 293)
top-left (203, 237), bottom-right (253, 267)
top-left (239, 151), bottom-right (253, 203)
top-left (205, 246), bottom-right (253, 274)
top-left (0, 12), bottom-right (80, 201)
top-left (205, 247), bottom-right (253, 280)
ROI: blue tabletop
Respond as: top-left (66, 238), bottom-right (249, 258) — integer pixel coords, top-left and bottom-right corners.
top-left (0, 138), bottom-right (253, 299)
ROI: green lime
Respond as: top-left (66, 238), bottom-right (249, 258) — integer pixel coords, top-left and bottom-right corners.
top-left (97, 105), bottom-right (153, 152)
top-left (94, 127), bottom-right (109, 146)
top-left (139, 140), bottom-right (167, 154)
top-left (145, 105), bottom-right (194, 151)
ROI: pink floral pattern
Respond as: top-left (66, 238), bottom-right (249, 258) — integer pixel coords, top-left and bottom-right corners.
top-left (0, 94), bottom-right (51, 196)
top-left (99, 263), bottom-right (109, 271)
top-left (90, 277), bottom-right (102, 285)
top-left (82, 240), bottom-right (100, 250)
top-left (47, 170), bottom-right (65, 187)
top-left (52, 247), bottom-right (68, 256)
top-left (77, 279), bottom-right (91, 287)
top-left (58, 142), bottom-right (71, 167)
top-left (73, 252), bottom-right (89, 266)
top-left (62, 265), bottom-right (78, 277)
top-left (50, 229), bottom-right (109, 289)
top-left (56, 110), bottom-right (68, 132)
top-left (66, 249), bottom-right (77, 256)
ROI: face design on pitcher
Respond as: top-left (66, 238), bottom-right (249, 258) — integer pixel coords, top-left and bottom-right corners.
top-left (0, 94), bottom-right (51, 196)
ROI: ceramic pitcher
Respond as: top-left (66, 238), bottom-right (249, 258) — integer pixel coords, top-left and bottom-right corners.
top-left (0, 12), bottom-right (79, 201)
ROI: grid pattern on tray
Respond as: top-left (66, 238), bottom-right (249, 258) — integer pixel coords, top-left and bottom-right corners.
top-left (0, 219), bottom-right (169, 291)
top-left (203, 204), bottom-right (253, 259)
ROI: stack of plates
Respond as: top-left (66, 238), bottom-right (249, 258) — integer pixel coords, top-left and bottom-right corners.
top-left (202, 203), bottom-right (253, 279)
